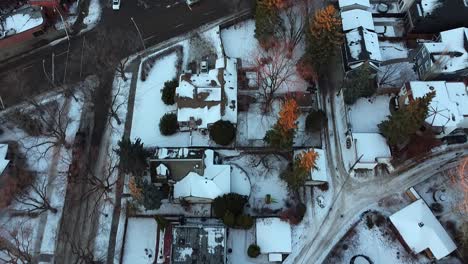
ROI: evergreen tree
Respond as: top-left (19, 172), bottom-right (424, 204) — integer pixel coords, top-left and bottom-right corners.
top-left (209, 120), bottom-right (236, 146)
top-left (161, 79), bottom-right (178, 105)
top-left (254, 0), bottom-right (283, 48)
top-left (115, 138), bottom-right (150, 176)
top-left (343, 63), bottom-right (377, 105)
top-left (159, 113), bottom-right (178, 135)
top-left (281, 150), bottom-right (319, 190)
top-left (379, 91), bottom-right (435, 146)
top-left (264, 99), bottom-right (299, 149)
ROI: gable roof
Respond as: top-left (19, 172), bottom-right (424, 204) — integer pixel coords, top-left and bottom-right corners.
top-left (338, 0), bottom-right (371, 9)
top-left (345, 27), bottom-right (382, 65)
top-left (389, 199), bottom-right (457, 259)
top-left (341, 9), bottom-right (375, 32)
top-left (256, 218), bottom-right (292, 254)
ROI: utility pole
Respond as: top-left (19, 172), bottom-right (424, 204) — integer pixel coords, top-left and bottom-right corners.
top-left (55, 7), bottom-right (70, 84)
top-left (51, 52), bottom-right (55, 84)
top-left (130, 17), bottom-right (146, 52)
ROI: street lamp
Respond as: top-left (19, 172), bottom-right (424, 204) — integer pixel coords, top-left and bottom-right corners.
top-left (55, 7), bottom-right (71, 84)
top-left (130, 17), bottom-right (146, 52)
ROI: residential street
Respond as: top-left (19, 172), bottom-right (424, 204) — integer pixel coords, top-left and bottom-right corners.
top-left (284, 51), bottom-right (468, 263)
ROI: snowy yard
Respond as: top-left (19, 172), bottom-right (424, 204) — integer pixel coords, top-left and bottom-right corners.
top-left (379, 41), bottom-right (410, 61)
top-left (122, 217), bottom-right (159, 264)
top-left (226, 228), bottom-right (269, 264)
top-left (348, 95), bottom-right (392, 133)
top-left (221, 20), bottom-right (261, 67)
top-left (0, 86), bottom-right (85, 259)
top-left (226, 153), bottom-right (290, 214)
top-left (324, 211), bottom-right (424, 264)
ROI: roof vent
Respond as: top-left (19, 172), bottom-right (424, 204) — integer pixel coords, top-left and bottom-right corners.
top-left (418, 222), bottom-right (424, 228)
top-left (429, 86), bottom-right (435, 91)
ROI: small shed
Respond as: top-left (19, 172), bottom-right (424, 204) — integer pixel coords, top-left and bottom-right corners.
top-left (352, 133), bottom-right (391, 170)
top-left (256, 218), bottom-right (292, 262)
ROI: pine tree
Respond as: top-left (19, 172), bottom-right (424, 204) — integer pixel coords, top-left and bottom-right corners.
top-left (379, 91), bottom-right (435, 146)
top-left (254, 0), bottom-right (283, 48)
top-left (281, 150), bottom-right (319, 190)
top-left (115, 137), bottom-right (150, 176)
top-left (343, 63), bottom-right (377, 105)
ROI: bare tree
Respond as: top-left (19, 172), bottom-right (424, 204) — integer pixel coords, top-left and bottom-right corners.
top-left (108, 80), bottom-right (128, 127)
top-left (377, 63), bottom-right (416, 88)
top-left (252, 42), bottom-right (298, 112)
top-left (0, 221), bottom-right (33, 264)
top-left (13, 176), bottom-right (57, 217)
top-left (280, 1), bottom-right (308, 53)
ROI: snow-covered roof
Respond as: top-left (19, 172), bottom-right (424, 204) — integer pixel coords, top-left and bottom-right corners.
top-left (173, 149), bottom-right (231, 200)
top-left (408, 81), bottom-right (467, 128)
top-left (389, 199), bottom-right (457, 259)
top-left (418, 0), bottom-right (443, 16)
top-left (122, 217), bottom-right (158, 264)
top-left (256, 218), bottom-right (292, 254)
top-left (0, 144), bottom-right (9, 176)
top-left (0, 6), bottom-right (44, 37)
top-left (338, 0), bottom-right (371, 9)
top-left (156, 163), bottom-right (169, 176)
top-left (341, 9), bottom-right (375, 32)
top-left (345, 27), bottom-right (382, 64)
top-left (422, 27), bottom-right (468, 74)
top-left (175, 57), bottom-right (237, 129)
top-left (353, 133), bottom-right (391, 163)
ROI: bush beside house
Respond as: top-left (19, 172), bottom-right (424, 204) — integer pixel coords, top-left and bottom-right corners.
top-left (159, 113), bottom-right (178, 135)
top-left (161, 79), bottom-right (178, 105)
top-left (213, 193), bottom-right (253, 229)
top-left (209, 120), bottom-right (236, 145)
top-left (247, 244), bottom-right (261, 258)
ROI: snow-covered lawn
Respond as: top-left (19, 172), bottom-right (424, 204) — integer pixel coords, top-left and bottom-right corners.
top-left (0, 87), bottom-right (85, 259)
top-left (84, 0), bottom-right (102, 30)
top-left (348, 95), bottom-right (392, 133)
top-left (324, 212), bottom-right (424, 264)
top-left (221, 19), bottom-right (260, 67)
top-left (226, 228), bottom-right (269, 264)
top-left (227, 153), bottom-right (289, 213)
top-left (122, 217), bottom-right (159, 264)
top-left (379, 41), bottom-right (410, 61)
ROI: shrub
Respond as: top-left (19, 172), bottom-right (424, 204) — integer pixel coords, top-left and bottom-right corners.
top-left (431, 202), bottom-right (444, 214)
top-left (279, 203), bottom-right (307, 225)
top-left (161, 79), bottom-right (178, 105)
top-left (213, 196), bottom-right (228, 218)
top-left (209, 120), bottom-right (236, 145)
top-left (159, 113), bottom-right (178, 135)
top-left (223, 211), bottom-right (236, 227)
top-left (236, 214), bottom-right (254, 229)
top-left (296, 203), bottom-right (306, 222)
top-left (141, 181), bottom-right (165, 210)
top-left (247, 244), bottom-right (261, 258)
top-left (305, 110), bottom-right (327, 132)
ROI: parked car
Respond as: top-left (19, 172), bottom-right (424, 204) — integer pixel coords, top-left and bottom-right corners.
top-left (112, 0), bottom-right (121, 10)
top-left (186, 0), bottom-right (200, 6)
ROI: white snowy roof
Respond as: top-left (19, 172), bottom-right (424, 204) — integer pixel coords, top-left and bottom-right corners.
top-left (353, 133), bottom-right (391, 163)
top-left (389, 199), bottom-right (457, 259)
top-left (345, 27), bottom-right (382, 63)
top-left (422, 27), bottom-right (468, 74)
top-left (0, 144), bottom-right (9, 175)
top-left (156, 163), bottom-right (169, 176)
top-left (173, 149), bottom-right (231, 200)
top-left (1, 6), bottom-right (44, 36)
top-left (311, 149), bottom-right (327, 182)
top-left (122, 217), bottom-right (158, 264)
top-left (409, 81), bottom-right (467, 128)
top-left (341, 9), bottom-right (375, 32)
top-left (418, 0), bottom-right (443, 16)
top-left (338, 0), bottom-right (371, 9)
top-left (256, 218), bottom-right (292, 254)
top-left (175, 57), bottom-right (237, 128)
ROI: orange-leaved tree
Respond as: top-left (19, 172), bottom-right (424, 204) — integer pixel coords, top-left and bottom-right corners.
top-left (281, 149), bottom-right (320, 190)
top-left (262, 0), bottom-right (291, 10)
top-left (128, 177), bottom-right (143, 201)
top-left (264, 98), bottom-right (299, 149)
top-left (278, 98), bottom-right (300, 134)
top-left (297, 149), bottom-right (319, 172)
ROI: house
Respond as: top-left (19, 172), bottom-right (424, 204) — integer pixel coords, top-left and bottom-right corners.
top-left (389, 199), bottom-right (457, 260)
top-left (403, 0), bottom-right (468, 33)
top-left (175, 57), bottom-right (237, 130)
top-left (413, 27), bottom-right (468, 80)
top-left (149, 148), bottom-right (233, 203)
top-left (352, 133), bottom-right (392, 170)
top-left (340, 8), bottom-right (382, 71)
top-left (255, 218), bottom-right (292, 262)
top-left (398, 81), bottom-right (468, 137)
top-left (338, 0), bottom-right (371, 11)
top-left (0, 144), bottom-right (10, 176)
top-left (0, 5), bottom-right (46, 48)
top-left (293, 149), bottom-right (328, 185)
top-left (172, 224), bottom-right (226, 264)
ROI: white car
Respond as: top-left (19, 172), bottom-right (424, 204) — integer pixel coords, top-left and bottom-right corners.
top-left (112, 0), bottom-right (121, 10)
